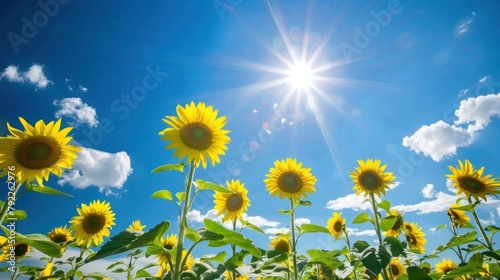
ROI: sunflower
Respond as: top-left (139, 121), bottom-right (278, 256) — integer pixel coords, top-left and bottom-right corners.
top-left (223, 270), bottom-right (250, 280)
top-left (404, 222), bottom-right (426, 253)
top-left (157, 249), bottom-right (194, 272)
top-left (264, 158), bottom-right (317, 200)
top-left (387, 258), bottom-right (406, 278)
top-left (269, 236), bottom-right (291, 253)
top-left (156, 234), bottom-right (179, 271)
top-left (481, 263), bottom-right (490, 277)
top-left (350, 159), bottom-right (395, 197)
top-left (214, 180), bottom-right (251, 222)
top-left (447, 203), bottom-right (470, 227)
top-left (327, 212), bottom-right (345, 239)
top-left (159, 102), bottom-right (230, 169)
top-left (69, 200), bottom-right (116, 248)
top-left (47, 225), bottom-right (73, 253)
top-left (126, 220), bottom-right (146, 232)
top-left (0, 242), bottom-right (30, 261)
top-left (0, 117), bottom-right (81, 187)
top-left (383, 209), bottom-right (405, 237)
top-left (435, 259), bottom-right (457, 275)
top-left (41, 262), bottom-right (54, 278)
top-left (446, 159), bottom-right (500, 201)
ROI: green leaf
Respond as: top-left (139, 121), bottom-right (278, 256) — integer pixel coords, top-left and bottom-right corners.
top-left (31, 185), bottom-right (73, 197)
top-left (151, 189), bottom-right (173, 201)
top-left (135, 269), bottom-right (152, 278)
top-left (299, 224), bottom-right (330, 234)
top-left (360, 245), bottom-right (391, 275)
top-left (352, 240), bottom-right (370, 253)
top-left (441, 266), bottom-right (484, 279)
top-left (298, 200), bottom-right (312, 206)
top-left (239, 218), bottom-right (265, 235)
top-left (184, 221), bottom-right (201, 242)
top-left (352, 212), bottom-right (370, 224)
top-left (151, 162), bottom-right (185, 173)
top-left (307, 249), bottom-right (344, 270)
top-left (86, 221), bottom-right (169, 263)
top-left (277, 209), bottom-right (292, 214)
top-left (450, 201), bottom-right (479, 212)
top-left (434, 231), bottom-right (477, 253)
top-left (195, 179), bottom-right (232, 193)
top-left (176, 192), bottom-right (186, 203)
top-left (204, 219), bottom-right (261, 257)
top-left (383, 237), bottom-right (406, 258)
top-left (3, 210), bottom-right (27, 222)
top-left (378, 200), bottom-right (391, 212)
top-left (489, 263), bottom-right (500, 279)
top-left (379, 216), bottom-right (397, 231)
top-left (485, 225), bottom-right (500, 235)
top-left (200, 251), bottom-right (227, 263)
top-left (19, 233), bottom-right (62, 258)
top-left (179, 271), bottom-right (197, 280)
top-left (483, 251), bottom-right (500, 260)
top-left (106, 260), bottom-right (126, 270)
top-left (407, 266), bottom-right (431, 280)
top-left (200, 230), bottom-right (224, 241)
top-left (433, 224), bottom-right (448, 231)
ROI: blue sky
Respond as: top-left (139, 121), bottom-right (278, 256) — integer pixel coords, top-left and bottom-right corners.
top-left (1, 0), bottom-right (500, 278)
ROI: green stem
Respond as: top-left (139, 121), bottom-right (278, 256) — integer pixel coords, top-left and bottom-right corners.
top-left (468, 197), bottom-right (495, 252)
top-left (231, 218), bottom-right (237, 280)
top-left (450, 223), bottom-right (465, 263)
top-left (127, 251), bottom-right (134, 280)
top-left (343, 229), bottom-right (358, 280)
top-left (173, 161), bottom-right (196, 280)
top-left (369, 193), bottom-right (389, 280)
top-left (290, 199), bottom-right (299, 280)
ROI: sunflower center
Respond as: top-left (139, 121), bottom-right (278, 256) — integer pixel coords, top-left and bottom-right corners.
top-left (409, 233), bottom-right (417, 245)
top-left (14, 243), bottom-right (29, 257)
top-left (226, 193), bottom-right (243, 211)
top-left (274, 240), bottom-right (291, 253)
top-left (278, 172), bottom-right (303, 193)
top-left (334, 221), bottom-right (343, 232)
top-left (459, 177), bottom-right (485, 193)
top-left (82, 214), bottom-right (106, 234)
top-left (180, 123), bottom-right (213, 150)
top-left (52, 235), bottom-right (68, 244)
top-left (359, 171), bottom-right (381, 190)
top-left (391, 264), bottom-right (399, 275)
top-left (14, 136), bottom-right (62, 170)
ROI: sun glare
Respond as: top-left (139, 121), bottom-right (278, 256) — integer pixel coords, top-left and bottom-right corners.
top-left (288, 63), bottom-right (314, 91)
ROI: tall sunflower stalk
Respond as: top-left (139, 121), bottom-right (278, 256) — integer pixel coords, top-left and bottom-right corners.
top-left (327, 212), bottom-right (358, 280)
top-left (159, 102), bottom-right (230, 279)
top-left (446, 159), bottom-right (500, 254)
top-left (350, 159), bottom-right (395, 280)
top-left (264, 158), bottom-right (317, 280)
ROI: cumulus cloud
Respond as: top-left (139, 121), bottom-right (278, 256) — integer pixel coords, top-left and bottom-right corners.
top-left (325, 183), bottom-right (400, 211)
top-left (479, 76), bottom-right (489, 83)
top-left (53, 97), bottom-right (98, 128)
top-left (346, 228), bottom-right (377, 237)
top-left (393, 192), bottom-right (458, 214)
top-left (421, 184), bottom-right (436, 199)
top-left (186, 209), bottom-right (283, 234)
top-left (294, 218), bottom-right (311, 227)
top-left (403, 93), bottom-right (500, 162)
top-left (454, 93), bottom-right (500, 132)
top-left (456, 12), bottom-right (475, 34)
top-left (79, 85), bottom-right (89, 92)
top-left (0, 64), bottom-right (53, 89)
top-left (480, 212), bottom-right (496, 226)
top-left (58, 148), bottom-right (133, 196)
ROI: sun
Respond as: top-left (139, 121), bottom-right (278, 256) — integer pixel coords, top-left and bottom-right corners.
top-left (287, 62), bottom-right (314, 91)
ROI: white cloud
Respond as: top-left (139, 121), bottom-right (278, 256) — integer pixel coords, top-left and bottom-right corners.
top-left (53, 97), bottom-right (99, 128)
top-left (0, 64), bottom-right (53, 89)
top-left (402, 120), bottom-right (476, 162)
top-left (68, 85), bottom-right (74, 92)
top-left (458, 89), bottom-right (469, 97)
top-left (294, 218), bottom-right (310, 227)
top-left (497, 206), bottom-right (500, 220)
top-left (325, 183), bottom-right (400, 211)
top-left (456, 12), bottom-right (475, 35)
top-left (421, 184), bottom-right (436, 199)
top-left (394, 192), bottom-right (458, 214)
top-left (58, 148), bottom-right (133, 196)
top-left (480, 212), bottom-right (496, 226)
top-left (346, 228), bottom-right (377, 237)
top-left (265, 227), bottom-right (290, 236)
top-left (479, 76), bottom-right (489, 83)
top-left (79, 85), bottom-right (89, 92)
top-left (454, 93), bottom-right (500, 132)
top-left (247, 216), bottom-right (280, 228)
top-left (446, 179), bottom-right (457, 194)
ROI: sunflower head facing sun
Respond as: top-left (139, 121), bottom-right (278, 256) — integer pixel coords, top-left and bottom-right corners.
top-left (0, 117), bottom-right (81, 187)
top-left (0, 239), bottom-right (31, 261)
top-left (387, 258), bottom-right (407, 278)
top-left (126, 220), bottom-right (146, 233)
top-left (447, 203), bottom-right (470, 227)
top-left (47, 225), bottom-right (74, 253)
top-left (159, 102), bottom-right (231, 169)
top-left (264, 158), bottom-right (317, 200)
top-left (269, 235), bottom-right (291, 254)
top-left (446, 159), bottom-right (500, 201)
top-left (350, 159), bottom-right (395, 197)
top-left (326, 212), bottom-right (345, 239)
top-left (69, 200), bottom-right (116, 248)
top-left (214, 179), bottom-right (251, 222)
top-left (404, 222), bottom-right (426, 254)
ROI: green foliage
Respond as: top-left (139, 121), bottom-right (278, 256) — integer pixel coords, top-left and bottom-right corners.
top-left (151, 162), bottom-right (186, 173)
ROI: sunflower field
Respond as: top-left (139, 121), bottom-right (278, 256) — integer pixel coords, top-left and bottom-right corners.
top-left (0, 101), bottom-right (499, 280)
